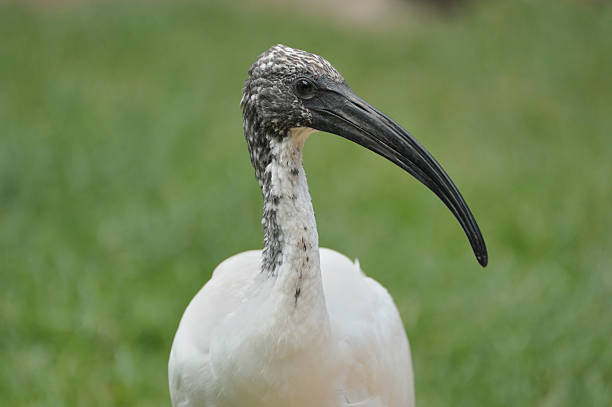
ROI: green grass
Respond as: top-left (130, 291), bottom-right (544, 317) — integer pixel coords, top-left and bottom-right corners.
top-left (1, 0), bottom-right (611, 405)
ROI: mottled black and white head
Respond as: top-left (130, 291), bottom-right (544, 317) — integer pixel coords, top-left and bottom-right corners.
top-left (242, 44), bottom-right (343, 133)
top-left (241, 44), bottom-right (488, 267)
top-left (241, 44), bottom-right (345, 183)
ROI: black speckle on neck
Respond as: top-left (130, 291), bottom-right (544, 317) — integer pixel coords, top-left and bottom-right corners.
top-left (294, 286), bottom-right (302, 305)
top-left (261, 202), bottom-right (282, 275)
top-left (244, 121), bottom-right (286, 275)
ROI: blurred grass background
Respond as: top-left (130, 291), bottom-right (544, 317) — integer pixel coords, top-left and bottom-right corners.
top-left (1, 0), bottom-right (611, 405)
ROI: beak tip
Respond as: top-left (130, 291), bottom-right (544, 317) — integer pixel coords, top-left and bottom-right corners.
top-left (477, 252), bottom-right (488, 268)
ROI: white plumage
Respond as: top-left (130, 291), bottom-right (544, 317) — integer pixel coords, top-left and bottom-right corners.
top-left (169, 248), bottom-right (413, 407)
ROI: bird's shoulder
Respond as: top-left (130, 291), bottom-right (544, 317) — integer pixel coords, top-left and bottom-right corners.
top-left (319, 247), bottom-right (400, 329)
top-left (319, 248), bottom-right (414, 407)
top-left (169, 250), bottom-right (262, 406)
top-left (172, 250), bottom-right (262, 349)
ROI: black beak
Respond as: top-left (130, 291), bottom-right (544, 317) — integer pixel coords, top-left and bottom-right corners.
top-left (306, 81), bottom-right (488, 267)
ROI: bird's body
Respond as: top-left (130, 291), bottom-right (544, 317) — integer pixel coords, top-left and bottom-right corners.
top-left (169, 248), bottom-right (413, 407)
top-left (169, 45), bottom-right (486, 407)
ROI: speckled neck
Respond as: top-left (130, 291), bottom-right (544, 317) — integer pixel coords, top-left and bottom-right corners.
top-left (262, 129), bottom-right (318, 270)
top-left (245, 126), bottom-right (321, 305)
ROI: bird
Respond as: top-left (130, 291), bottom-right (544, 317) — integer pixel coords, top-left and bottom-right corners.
top-left (168, 44), bottom-right (487, 407)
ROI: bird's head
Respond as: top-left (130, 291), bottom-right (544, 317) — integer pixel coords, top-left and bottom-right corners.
top-left (241, 44), bottom-right (344, 135)
top-left (241, 44), bottom-right (488, 267)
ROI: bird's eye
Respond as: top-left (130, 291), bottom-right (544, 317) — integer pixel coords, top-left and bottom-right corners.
top-left (294, 79), bottom-right (316, 100)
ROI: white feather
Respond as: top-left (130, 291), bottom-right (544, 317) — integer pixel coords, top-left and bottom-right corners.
top-left (169, 248), bottom-right (414, 407)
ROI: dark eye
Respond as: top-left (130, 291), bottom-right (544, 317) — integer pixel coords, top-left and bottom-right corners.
top-left (294, 78), bottom-right (316, 99)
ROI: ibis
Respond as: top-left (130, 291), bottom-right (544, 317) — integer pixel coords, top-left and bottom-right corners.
top-left (168, 44), bottom-right (487, 407)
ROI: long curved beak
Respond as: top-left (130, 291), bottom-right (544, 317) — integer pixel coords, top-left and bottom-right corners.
top-left (306, 81), bottom-right (488, 267)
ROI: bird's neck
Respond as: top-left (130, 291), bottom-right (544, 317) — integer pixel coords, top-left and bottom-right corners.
top-left (255, 127), bottom-right (324, 307)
